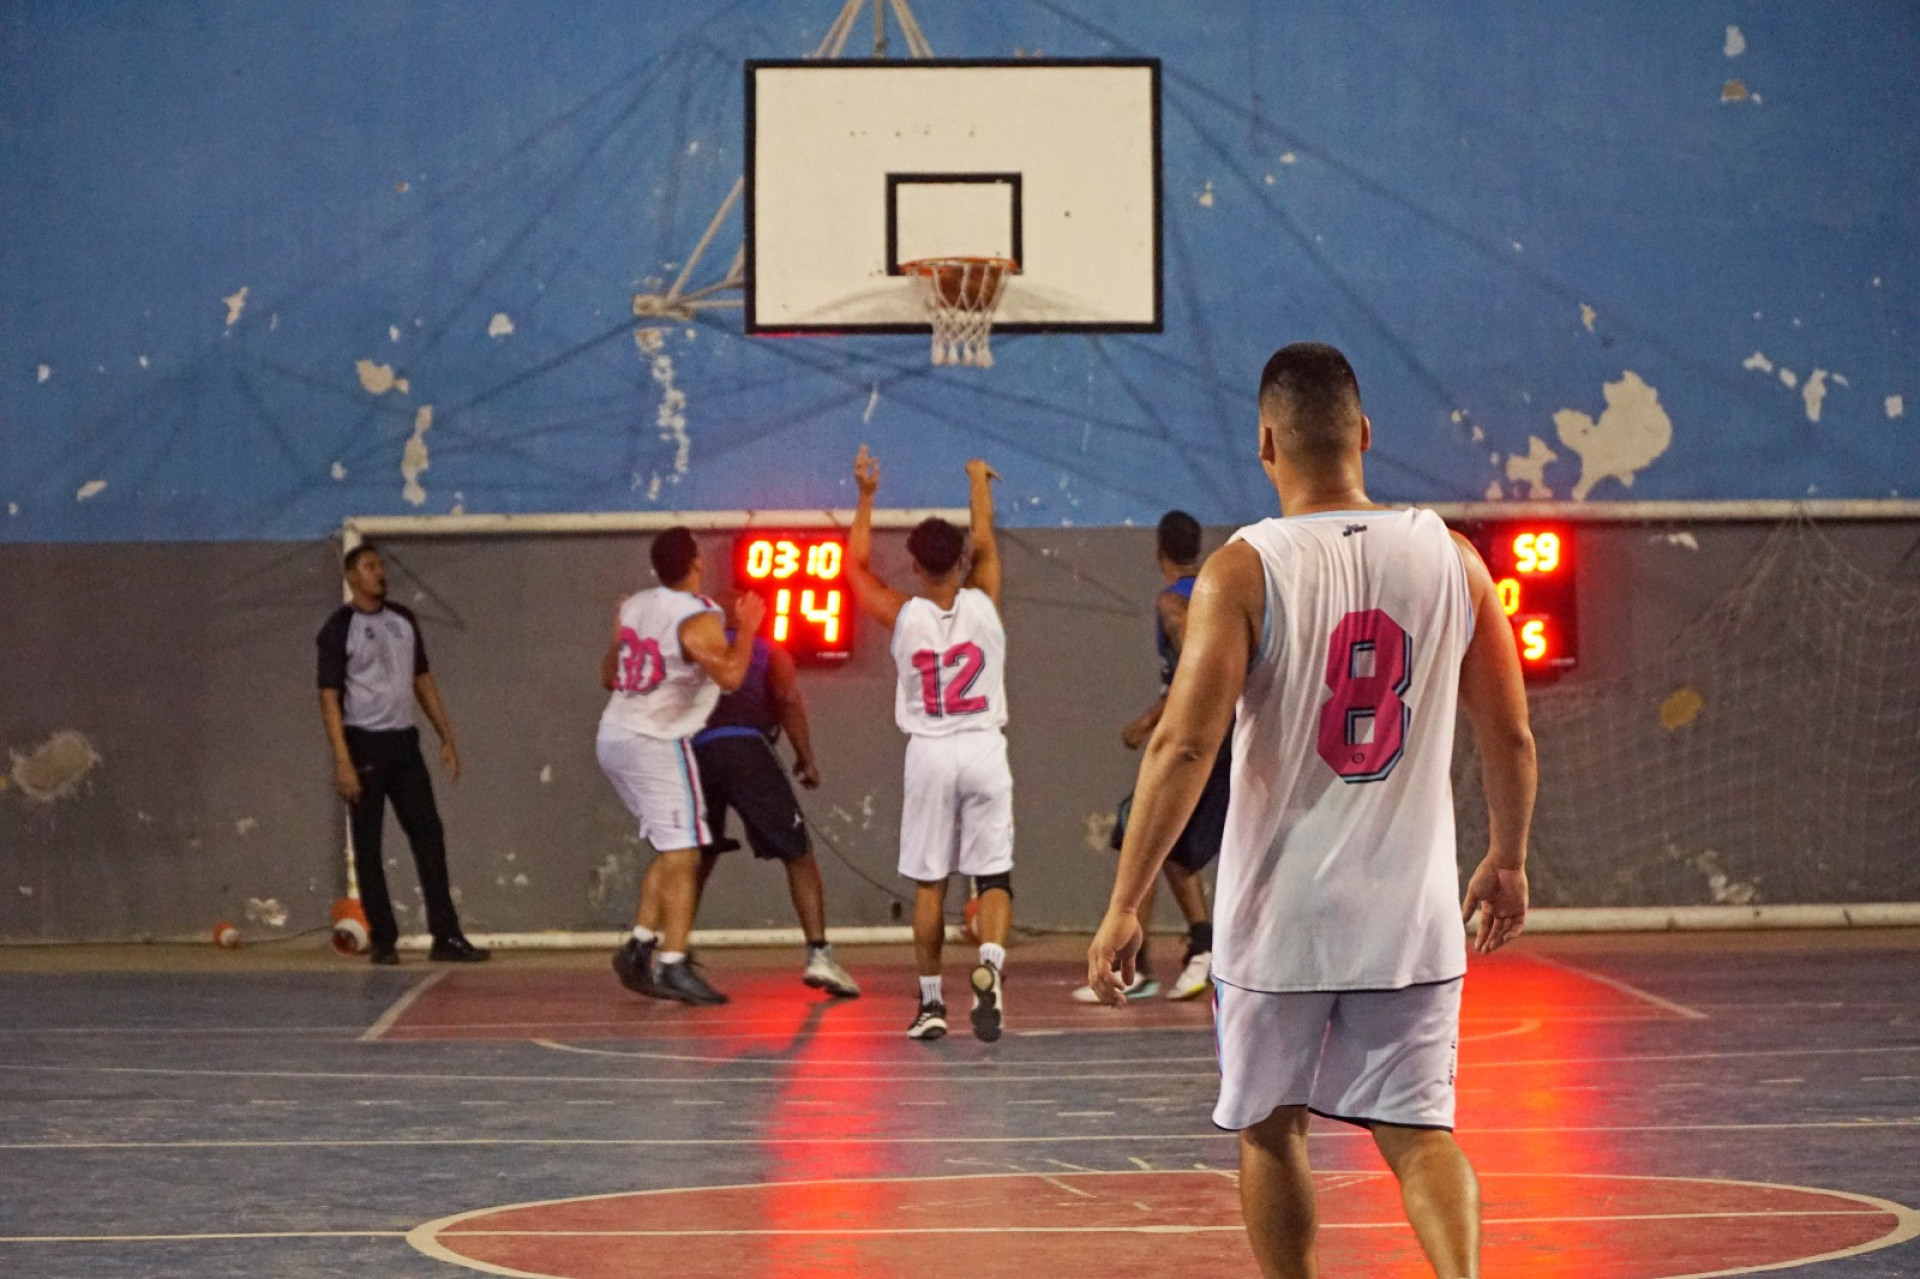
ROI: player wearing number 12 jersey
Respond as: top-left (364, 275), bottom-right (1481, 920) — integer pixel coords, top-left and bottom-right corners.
top-left (597, 527), bottom-right (762, 1007)
top-left (847, 448), bottom-right (1014, 1043)
top-left (1089, 344), bottom-right (1537, 1278)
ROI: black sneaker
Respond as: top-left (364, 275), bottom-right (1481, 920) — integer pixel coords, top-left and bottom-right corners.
top-left (429, 936), bottom-right (491, 963)
top-left (369, 944), bottom-right (400, 966)
top-left (612, 937), bottom-right (659, 997)
top-left (656, 958), bottom-right (728, 1006)
top-left (907, 1000), bottom-right (948, 1040)
top-left (969, 962), bottom-right (1003, 1043)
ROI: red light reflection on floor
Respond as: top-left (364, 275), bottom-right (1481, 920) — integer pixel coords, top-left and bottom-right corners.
top-left (413, 1169), bottom-right (1912, 1278)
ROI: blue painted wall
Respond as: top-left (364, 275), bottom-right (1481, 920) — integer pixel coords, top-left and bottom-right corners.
top-left (2, 1), bottom-right (1915, 542)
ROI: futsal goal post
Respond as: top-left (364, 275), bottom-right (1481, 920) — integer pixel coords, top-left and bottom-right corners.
top-left (335, 499), bottom-right (1920, 949)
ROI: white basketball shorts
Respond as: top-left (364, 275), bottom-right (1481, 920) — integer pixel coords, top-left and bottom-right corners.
top-left (1212, 977), bottom-right (1462, 1132)
top-left (595, 728), bottom-right (710, 853)
top-left (897, 729), bottom-right (1014, 882)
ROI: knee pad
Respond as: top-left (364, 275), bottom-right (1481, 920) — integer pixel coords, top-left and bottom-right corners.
top-left (972, 871), bottom-right (1013, 900)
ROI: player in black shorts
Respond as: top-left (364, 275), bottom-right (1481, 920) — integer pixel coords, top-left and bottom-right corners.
top-left (688, 603), bottom-right (859, 998)
top-left (1075, 511), bottom-right (1220, 1002)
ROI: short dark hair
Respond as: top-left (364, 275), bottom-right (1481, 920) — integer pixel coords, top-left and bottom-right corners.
top-left (906, 517), bottom-right (966, 577)
top-left (1156, 510), bottom-right (1202, 565)
top-left (1258, 342), bottom-right (1364, 468)
top-left (343, 543), bottom-right (379, 573)
top-left (650, 527), bottom-right (700, 583)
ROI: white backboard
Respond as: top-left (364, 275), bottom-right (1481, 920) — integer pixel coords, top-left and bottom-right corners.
top-left (746, 59), bottom-right (1162, 334)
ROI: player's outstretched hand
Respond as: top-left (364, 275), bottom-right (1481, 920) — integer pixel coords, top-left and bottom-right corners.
top-left (1462, 855), bottom-right (1528, 954)
top-left (965, 458), bottom-right (1000, 485)
top-left (1087, 906), bottom-right (1145, 1006)
top-left (793, 757), bottom-right (820, 789)
top-left (735, 589), bottom-right (766, 635)
top-left (854, 446), bottom-right (881, 497)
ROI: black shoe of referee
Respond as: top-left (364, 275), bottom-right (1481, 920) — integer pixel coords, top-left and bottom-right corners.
top-left (429, 935), bottom-right (490, 963)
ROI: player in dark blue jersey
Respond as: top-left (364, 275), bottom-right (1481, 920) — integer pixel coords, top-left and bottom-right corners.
top-left (687, 598), bottom-right (859, 998)
top-left (1074, 511), bottom-right (1223, 1002)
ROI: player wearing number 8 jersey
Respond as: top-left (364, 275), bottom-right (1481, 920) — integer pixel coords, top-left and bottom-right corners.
top-left (848, 448), bottom-right (1015, 1043)
top-left (1089, 344), bottom-right (1537, 1278)
top-left (597, 527), bottom-right (762, 1007)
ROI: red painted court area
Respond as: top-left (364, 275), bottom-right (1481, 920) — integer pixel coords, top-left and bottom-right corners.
top-left (411, 1169), bottom-right (1913, 1278)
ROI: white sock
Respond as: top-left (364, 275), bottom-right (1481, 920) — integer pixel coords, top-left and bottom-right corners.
top-left (658, 950), bottom-right (686, 967)
top-left (978, 942), bottom-right (1006, 971)
top-left (632, 925), bottom-right (657, 944)
top-left (918, 975), bottom-right (944, 1005)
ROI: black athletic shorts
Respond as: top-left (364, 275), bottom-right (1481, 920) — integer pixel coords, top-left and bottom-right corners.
top-left (693, 733), bottom-right (810, 862)
top-left (1111, 739), bottom-right (1231, 872)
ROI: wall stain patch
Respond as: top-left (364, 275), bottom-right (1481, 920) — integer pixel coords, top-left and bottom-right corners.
top-left (75, 481), bottom-right (107, 502)
top-left (9, 731), bottom-right (102, 803)
top-left (223, 286), bottom-right (249, 327)
top-left (1504, 436), bottom-right (1559, 499)
top-left (401, 405), bottom-right (433, 506)
top-left (245, 896), bottom-right (288, 928)
top-left (488, 312), bottom-right (515, 338)
top-left (1552, 370), bottom-right (1673, 500)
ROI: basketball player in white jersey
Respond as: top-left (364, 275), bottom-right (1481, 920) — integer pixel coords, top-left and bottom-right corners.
top-left (847, 448), bottom-right (1014, 1043)
top-left (599, 527), bottom-right (763, 1007)
top-left (1089, 344), bottom-right (1536, 1278)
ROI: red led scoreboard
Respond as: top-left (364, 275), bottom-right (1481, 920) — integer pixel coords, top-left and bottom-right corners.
top-left (732, 532), bottom-right (853, 664)
top-left (1455, 523), bottom-right (1578, 678)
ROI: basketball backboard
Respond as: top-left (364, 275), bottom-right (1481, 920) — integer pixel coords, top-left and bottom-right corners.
top-left (745, 59), bottom-right (1161, 335)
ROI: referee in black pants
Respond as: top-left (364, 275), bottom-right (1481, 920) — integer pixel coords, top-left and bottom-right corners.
top-left (317, 544), bottom-right (488, 966)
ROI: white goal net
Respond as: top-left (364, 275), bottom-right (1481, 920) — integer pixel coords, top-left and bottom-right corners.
top-left (1454, 517), bottom-right (1920, 908)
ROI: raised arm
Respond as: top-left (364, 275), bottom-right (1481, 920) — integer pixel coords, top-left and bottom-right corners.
top-left (679, 594), bottom-right (765, 693)
top-left (766, 643), bottom-right (820, 789)
top-left (1088, 541), bottom-right (1264, 1003)
top-left (846, 446), bottom-right (911, 630)
top-left (1451, 531), bottom-right (1537, 954)
top-left (962, 458), bottom-right (1002, 607)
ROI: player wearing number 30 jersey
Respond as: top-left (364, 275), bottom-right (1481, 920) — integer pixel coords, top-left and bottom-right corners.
top-left (596, 527), bottom-right (762, 1008)
top-left (848, 447), bottom-right (1015, 1045)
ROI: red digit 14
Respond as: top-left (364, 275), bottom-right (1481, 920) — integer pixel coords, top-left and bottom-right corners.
top-left (1315, 609), bottom-right (1412, 783)
top-left (911, 642), bottom-right (988, 717)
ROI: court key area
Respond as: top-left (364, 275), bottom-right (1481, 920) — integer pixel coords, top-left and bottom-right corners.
top-left (1, 930), bottom-right (1916, 1277)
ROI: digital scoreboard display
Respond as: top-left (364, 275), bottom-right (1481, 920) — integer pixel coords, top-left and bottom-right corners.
top-left (732, 532), bottom-right (854, 665)
top-left (1456, 523), bottom-right (1578, 678)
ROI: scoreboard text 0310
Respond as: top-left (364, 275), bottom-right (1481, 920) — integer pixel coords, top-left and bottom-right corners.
top-left (731, 532), bottom-right (854, 665)
top-left (1453, 522), bottom-right (1578, 678)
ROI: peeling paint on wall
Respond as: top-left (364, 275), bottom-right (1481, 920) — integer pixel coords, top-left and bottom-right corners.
top-left (1579, 303), bottom-right (1596, 333)
top-left (1888, 395), bottom-right (1906, 419)
top-left (35, 364), bottom-right (50, 384)
top-left (401, 405), bottom-right (433, 506)
top-left (1083, 811), bottom-right (1117, 852)
top-left (356, 359), bottom-right (406, 396)
top-left (1742, 351), bottom-right (1774, 374)
top-left (75, 480), bottom-right (107, 501)
top-left (1552, 371), bottom-right (1673, 500)
top-left (222, 286), bottom-right (249, 327)
top-left (1655, 531), bottom-right (1700, 551)
top-left (9, 731), bottom-right (102, 802)
top-left (235, 816), bottom-right (257, 835)
top-left (1503, 436), bottom-right (1559, 499)
top-left (1802, 369), bottom-right (1830, 422)
top-left (1724, 26), bottom-right (1746, 57)
top-left (330, 462), bottom-right (347, 481)
top-left (1659, 687), bottom-right (1705, 731)
top-left (245, 896), bottom-right (288, 928)
top-left (488, 312), bottom-right (515, 338)
top-left (637, 328), bottom-right (691, 475)
top-left (1778, 367), bottom-right (1798, 390)
top-left (1196, 180), bottom-right (1215, 208)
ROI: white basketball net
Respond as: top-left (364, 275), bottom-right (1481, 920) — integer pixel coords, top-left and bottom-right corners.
top-left (903, 257), bottom-right (1012, 368)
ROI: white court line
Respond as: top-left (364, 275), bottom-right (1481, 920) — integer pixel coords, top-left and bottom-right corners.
top-left (1523, 951), bottom-right (1710, 1021)
top-left (0, 1230), bottom-right (407, 1243)
top-left (6, 1117), bottom-right (1919, 1153)
top-left (402, 1169), bottom-right (1920, 1279)
top-left (358, 970), bottom-right (450, 1044)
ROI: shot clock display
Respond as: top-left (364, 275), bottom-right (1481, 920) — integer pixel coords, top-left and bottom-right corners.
top-left (731, 532), bottom-right (854, 664)
top-left (1456, 523), bottom-right (1578, 678)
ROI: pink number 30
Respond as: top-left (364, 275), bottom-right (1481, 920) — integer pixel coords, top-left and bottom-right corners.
top-left (617, 628), bottom-right (666, 694)
top-left (1316, 609), bottom-right (1412, 783)
top-left (911, 642), bottom-right (989, 717)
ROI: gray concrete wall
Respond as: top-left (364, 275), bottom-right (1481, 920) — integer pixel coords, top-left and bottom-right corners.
top-left (4, 519), bottom-right (1918, 942)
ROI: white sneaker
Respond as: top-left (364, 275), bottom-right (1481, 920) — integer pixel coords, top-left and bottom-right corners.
top-left (907, 1000), bottom-right (947, 1040)
top-left (1167, 950), bottom-right (1211, 1000)
top-left (802, 947), bottom-right (860, 997)
top-left (1071, 971), bottom-right (1160, 1003)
